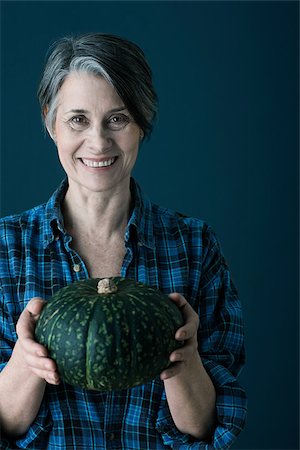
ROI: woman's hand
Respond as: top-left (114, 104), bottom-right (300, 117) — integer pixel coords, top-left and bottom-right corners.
top-left (0, 297), bottom-right (59, 437)
top-left (160, 292), bottom-right (200, 381)
top-left (16, 297), bottom-right (60, 385)
top-left (160, 293), bottom-right (216, 439)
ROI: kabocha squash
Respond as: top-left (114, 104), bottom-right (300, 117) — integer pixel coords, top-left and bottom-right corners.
top-left (35, 277), bottom-right (184, 391)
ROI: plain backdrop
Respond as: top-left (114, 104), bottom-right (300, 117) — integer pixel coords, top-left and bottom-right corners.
top-left (1, 2), bottom-right (299, 449)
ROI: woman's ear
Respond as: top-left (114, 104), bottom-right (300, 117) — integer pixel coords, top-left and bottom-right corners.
top-left (43, 106), bottom-right (56, 143)
top-left (47, 127), bottom-right (56, 143)
top-left (43, 105), bottom-right (49, 118)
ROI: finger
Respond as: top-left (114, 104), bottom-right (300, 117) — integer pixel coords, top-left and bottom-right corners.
top-left (30, 367), bottom-right (60, 385)
top-left (169, 293), bottom-right (198, 324)
top-left (175, 321), bottom-right (198, 341)
top-left (168, 292), bottom-right (187, 309)
top-left (18, 334), bottom-right (49, 358)
top-left (160, 362), bottom-right (182, 380)
top-left (26, 353), bottom-right (57, 372)
top-left (169, 349), bottom-right (184, 363)
top-left (17, 298), bottom-right (48, 357)
top-left (169, 341), bottom-right (196, 363)
top-left (17, 297), bottom-right (47, 338)
top-left (169, 293), bottom-right (199, 340)
top-left (26, 297), bottom-right (47, 317)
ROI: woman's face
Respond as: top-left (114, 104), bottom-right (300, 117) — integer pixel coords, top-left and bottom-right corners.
top-left (51, 72), bottom-right (142, 196)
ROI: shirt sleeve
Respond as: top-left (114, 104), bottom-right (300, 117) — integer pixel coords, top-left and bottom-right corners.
top-left (0, 285), bottom-right (18, 371)
top-left (156, 224), bottom-right (247, 449)
top-left (196, 224), bottom-right (247, 448)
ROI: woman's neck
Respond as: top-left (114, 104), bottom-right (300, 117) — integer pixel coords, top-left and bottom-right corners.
top-left (62, 180), bottom-right (132, 240)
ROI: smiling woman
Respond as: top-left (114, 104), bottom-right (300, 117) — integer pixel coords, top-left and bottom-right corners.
top-left (52, 72), bottom-right (142, 197)
top-left (0, 33), bottom-right (247, 450)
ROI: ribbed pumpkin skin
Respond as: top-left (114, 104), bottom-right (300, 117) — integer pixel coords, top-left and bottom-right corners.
top-left (35, 277), bottom-right (184, 391)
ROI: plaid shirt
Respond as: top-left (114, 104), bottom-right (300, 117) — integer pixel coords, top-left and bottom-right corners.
top-left (0, 178), bottom-right (247, 449)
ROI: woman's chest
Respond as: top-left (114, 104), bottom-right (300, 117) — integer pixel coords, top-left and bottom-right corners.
top-left (6, 233), bottom-right (196, 313)
top-left (71, 235), bottom-right (127, 278)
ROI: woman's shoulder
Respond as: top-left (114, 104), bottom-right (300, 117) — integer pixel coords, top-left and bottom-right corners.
top-left (0, 179), bottom-right (67, 238)
top-left (151, 201), bottom-right (212, 234)
top-left (150, 201), bottom-right (221, 249)
top-left (0, 203), bottom-right (47, 241)
top-left (149, 203), bottom-right (223, 269)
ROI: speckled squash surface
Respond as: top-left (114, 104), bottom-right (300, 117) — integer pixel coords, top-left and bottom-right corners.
top-left (35, 277), bottom-right (184, 391)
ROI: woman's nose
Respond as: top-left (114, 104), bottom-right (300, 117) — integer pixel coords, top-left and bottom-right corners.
top-left (87, 126), bottom-right (113, 153)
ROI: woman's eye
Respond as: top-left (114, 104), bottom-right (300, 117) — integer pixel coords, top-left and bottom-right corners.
top-left (69, 115), bottom-right (89, 129)
top-left (107, 114), bottom-right (130, 130)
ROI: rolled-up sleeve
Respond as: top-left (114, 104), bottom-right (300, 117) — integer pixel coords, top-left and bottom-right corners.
top-left (155, 223), bottom-right (247, 449)
top-left (0, 287), bottom-right (52, 449)
top-left (197, 225), bottom-right (247, 448)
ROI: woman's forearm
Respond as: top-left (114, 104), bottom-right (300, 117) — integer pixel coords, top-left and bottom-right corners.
top-left (0, 340), bottom-right (46, 437)
top-left (163, 352), bottom-right (216, 440)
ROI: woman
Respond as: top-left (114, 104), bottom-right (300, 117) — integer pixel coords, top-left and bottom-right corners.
top-left (0, 33), bottom-right (247, 449)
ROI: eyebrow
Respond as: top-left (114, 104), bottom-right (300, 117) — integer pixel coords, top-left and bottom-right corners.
top-left (65, 106), bottom-right (128, 115)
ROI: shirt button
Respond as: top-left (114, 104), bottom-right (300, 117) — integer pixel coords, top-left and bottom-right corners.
top-left (73, 264), bottom-right (81, 272)
top-left (109, 433), bottom-right (115, 440)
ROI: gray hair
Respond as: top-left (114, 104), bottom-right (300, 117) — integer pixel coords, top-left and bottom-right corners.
top-left (37, 33), bottom-right (158, 140)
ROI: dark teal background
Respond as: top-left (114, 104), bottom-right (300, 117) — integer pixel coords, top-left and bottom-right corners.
top-left (1, 1), bottom-right (299, 449)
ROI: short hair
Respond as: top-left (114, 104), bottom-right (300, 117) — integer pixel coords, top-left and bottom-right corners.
top-left (37, 33), bottom-right (158, 140)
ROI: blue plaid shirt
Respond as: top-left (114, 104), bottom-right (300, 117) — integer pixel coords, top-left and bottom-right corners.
top-left (0, 178), bottom-right (247, 449)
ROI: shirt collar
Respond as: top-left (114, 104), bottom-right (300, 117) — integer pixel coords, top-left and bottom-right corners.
top-left (43, 178), bottom-right (68, 247)
top-left (126, 178), bottom-right (155, 249)
top-left (42, 177), bottom-right (155, 250)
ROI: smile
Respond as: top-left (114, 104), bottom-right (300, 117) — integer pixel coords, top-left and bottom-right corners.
top-left (81, 157), bottom-right (118, 168)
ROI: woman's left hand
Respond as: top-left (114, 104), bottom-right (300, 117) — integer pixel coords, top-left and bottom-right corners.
top-left (159, 293), bottom-right (216, 439)
top-left (160, 292), bottom-right (200, 380)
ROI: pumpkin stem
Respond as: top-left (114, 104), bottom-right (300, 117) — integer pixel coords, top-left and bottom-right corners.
top-left (97, 278), bottom-right (118, 294)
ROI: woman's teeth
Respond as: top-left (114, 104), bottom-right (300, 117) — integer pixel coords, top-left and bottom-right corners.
top-left (82, 157), bottom-right (116, 168)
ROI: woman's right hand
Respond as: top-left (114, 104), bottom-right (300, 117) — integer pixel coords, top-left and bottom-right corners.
top-left (16, 297), bottom-right (60, 385)
top-left (0, 297), bottom-right (59, 437)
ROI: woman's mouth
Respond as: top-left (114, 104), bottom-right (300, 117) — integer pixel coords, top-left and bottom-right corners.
top-left (81, 157), bottom-right (118, 168)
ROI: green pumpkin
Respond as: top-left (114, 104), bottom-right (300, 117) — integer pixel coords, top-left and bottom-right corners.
top-left (35, 277), bottom-right (184, 391)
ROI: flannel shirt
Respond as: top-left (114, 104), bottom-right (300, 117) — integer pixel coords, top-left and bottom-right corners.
top-left (0, 178), bottom-right (247, 449)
